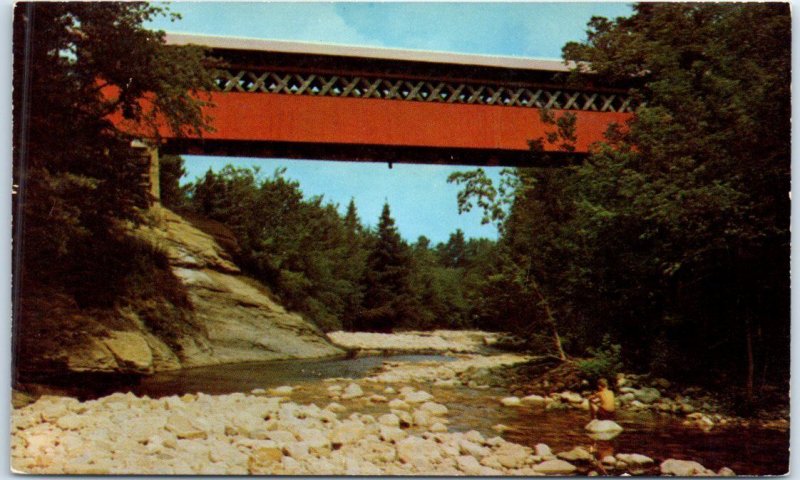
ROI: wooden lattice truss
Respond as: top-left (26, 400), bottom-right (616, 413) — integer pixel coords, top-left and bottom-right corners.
top-left (213, 69), bottom-right (640, 113)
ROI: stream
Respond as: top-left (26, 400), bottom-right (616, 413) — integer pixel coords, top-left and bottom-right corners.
top-left (43, 354), bottom-right (790, 475)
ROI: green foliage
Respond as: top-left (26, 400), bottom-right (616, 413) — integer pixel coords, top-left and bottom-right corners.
top-left (451, 3), bottom-right (789, 397)
top-left (562, 3), bottom-right (790, 391)
top-left (187, 167), bottom-right (369, 331)
top-left (358, 203), bottom-right (421, 331)
top-left (186, 167), bottom-right (499, 333)
top-left (12, 2), bottom-right (211, 299)
top-left (159, 155), bottom-right (190, 209)
top-left (577, 336), bottom-right (623, 382)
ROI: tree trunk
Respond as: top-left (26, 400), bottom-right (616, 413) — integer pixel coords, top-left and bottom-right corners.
top-left (530, 277), bottom-right (567, 361)
top-left (745, 318), bottom-right (754, 405)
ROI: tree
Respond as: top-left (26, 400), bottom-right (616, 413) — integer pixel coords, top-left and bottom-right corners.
top-left (338, 199), bottom-right (367, 330)
top-left (449, 4), bottom-right (790, 400)
top-left (359, 203), bottom-right (419, 331)
top-left (12, 2), bottom-right (212, 302)
top-left (449, 164), bottom-right (572, 361)
top-left (562, 3), bottom-right (790, 404)
top-left (159, 154), bottom-right (189, 209)
top-left (438, 229), bottom-right (468, 269)
top-left (11, 3), bottom-right (214, 378)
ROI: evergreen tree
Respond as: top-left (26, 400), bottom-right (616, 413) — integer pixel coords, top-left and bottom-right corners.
top-left (343, 198), bottom-right (361, 234)
top-left (159, 155), bottom-right (189, 210)
top-left (359, 203), bottom-right (419, 331)
top-left (439, 229), bottom-right (468, 268)
top-left (339, 199), bottom-right (366, 330)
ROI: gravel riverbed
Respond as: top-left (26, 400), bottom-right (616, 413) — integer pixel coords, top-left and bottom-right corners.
top-left (12, 331), bottom-right (751, 475)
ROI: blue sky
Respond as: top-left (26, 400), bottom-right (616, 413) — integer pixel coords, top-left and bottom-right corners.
top-left (148, 2), bottom-right (634, 243)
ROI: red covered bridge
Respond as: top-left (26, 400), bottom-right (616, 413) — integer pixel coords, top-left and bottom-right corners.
top-left (135, 33), bottom-right (637, 200)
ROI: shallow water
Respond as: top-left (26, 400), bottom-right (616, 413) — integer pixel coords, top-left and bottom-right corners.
top-left (39, 354), bottom-right (789, 475)
top-left (431, 385), bottom-right (789, 475)
top-left (131, 354), bottom-right (455, 397)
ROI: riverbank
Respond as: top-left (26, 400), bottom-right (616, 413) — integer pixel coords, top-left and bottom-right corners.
top-left (11, 381), bottom-right (737, 475)
top-left (327, 330), bottom-right (505, 355)
top-left (11, 330), bottom-right (787, 475)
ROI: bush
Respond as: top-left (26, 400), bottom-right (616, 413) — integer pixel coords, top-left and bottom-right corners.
top-left (577, 335), bottom-right (623, 382)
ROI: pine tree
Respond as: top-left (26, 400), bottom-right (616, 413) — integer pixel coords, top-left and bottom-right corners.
top-left (440, 229), bottom-right (468, 268)
top-left (339, 199), bottom-right (366, 331)
top-left (359, 203), bottom-right (418, 331)
top-left (343, 198), bottom-right (361, 234)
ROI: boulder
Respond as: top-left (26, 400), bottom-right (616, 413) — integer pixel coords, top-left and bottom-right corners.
top-left (500, 396), bottom-right (522, 407)
top-left (653, 378), bottom-right (671, 389)
top-left (557, 446), bottom-right (595, 462)
top-left (534, 443), bottom-right (552, 457)
top-left (391, 409), bottom-right (413, 428)
top-left (269, 386), bottom-right (293, 396)
top-left (717, 467), bottom-right (736, 476)
top-left (379, 425), bottom-right (407, 443)
top-left (226, 412), bottom-right (264, 437)
top-left (388, 399), bottom-right (410, 410)
top-left (618, 392), bottom-right (636, 403)
top-left (248, 446), bottom-right (283, 474)
top-left (464, 430), bottom-right (485, 444)
top-left (341, 383), bottom-right (364, 399)
top-left (494, 443), bottom-right (531, 468)
top-left (325, 402), bottom-right (347, 413)
top-left (412, 409), bottom-right (432, 427)
top-left (634, 387), bottom-right (661, 404)
top-left (396, 436), bottom-right (442, 468)
top-left (378, 413), bottom-right (401, 427)
top-left (55, 414), bottom-right (85, 431)
top-left (456, 455), bottom-right (484, 475)
top-left (521, 394), bottom-right (547, 406)
top-left (492, 424), bottom-right (512, 433)
top-left (40, 401), bottom-right (70, 423)
top-left (330, 421), bottom-right (365, 446)
top-left (585, 419), bottom-right (623, 440)
top-left (560, 391), bottom-right (584, 404)
top-left (359, 439), bottom-right (398, 463)
top-left (616, 453), bottom-right (654, 467)
top-left (479, 454), bottom-right (504, 469)
top-left (585, 419), bottom-right (623, 433)
top-left (459, 439), bottom-right (490, 458)
top-left (265, 430), bottom-right (296, 444)
top-left (165, 413), bottom-right (207, 440)
top-left (534, 459), bottom-right (577, 474)
top-left (660, 459), bottom-right (715, 476)
top-left (295, 428), bottom-right (331, 454)
top-left (430, 422), bottom-right (447, 433)
top-left (403, 390), bottom-right (433, 404)
top-left (419, 401), bottom-right (448, 416)
top-left (103, 331), bottom-right (154, 373)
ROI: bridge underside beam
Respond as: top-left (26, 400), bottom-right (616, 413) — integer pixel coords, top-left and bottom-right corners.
top-left (161, 139), bottom-right (580, 167)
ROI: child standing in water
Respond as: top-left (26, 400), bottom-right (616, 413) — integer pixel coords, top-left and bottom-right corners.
top-left (589, 378), bottom-right (616, 420)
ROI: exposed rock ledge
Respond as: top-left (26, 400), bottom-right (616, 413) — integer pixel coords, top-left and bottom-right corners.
top-left (18, 207), bottom-right (343, 377)
top-left (326, 330), bottom-right (503, 354)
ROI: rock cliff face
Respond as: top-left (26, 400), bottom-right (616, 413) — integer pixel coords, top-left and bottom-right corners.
top-left (137, 208), bottom-right (343, 367)
top-left (17, 207), bottom-right (343, 377)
